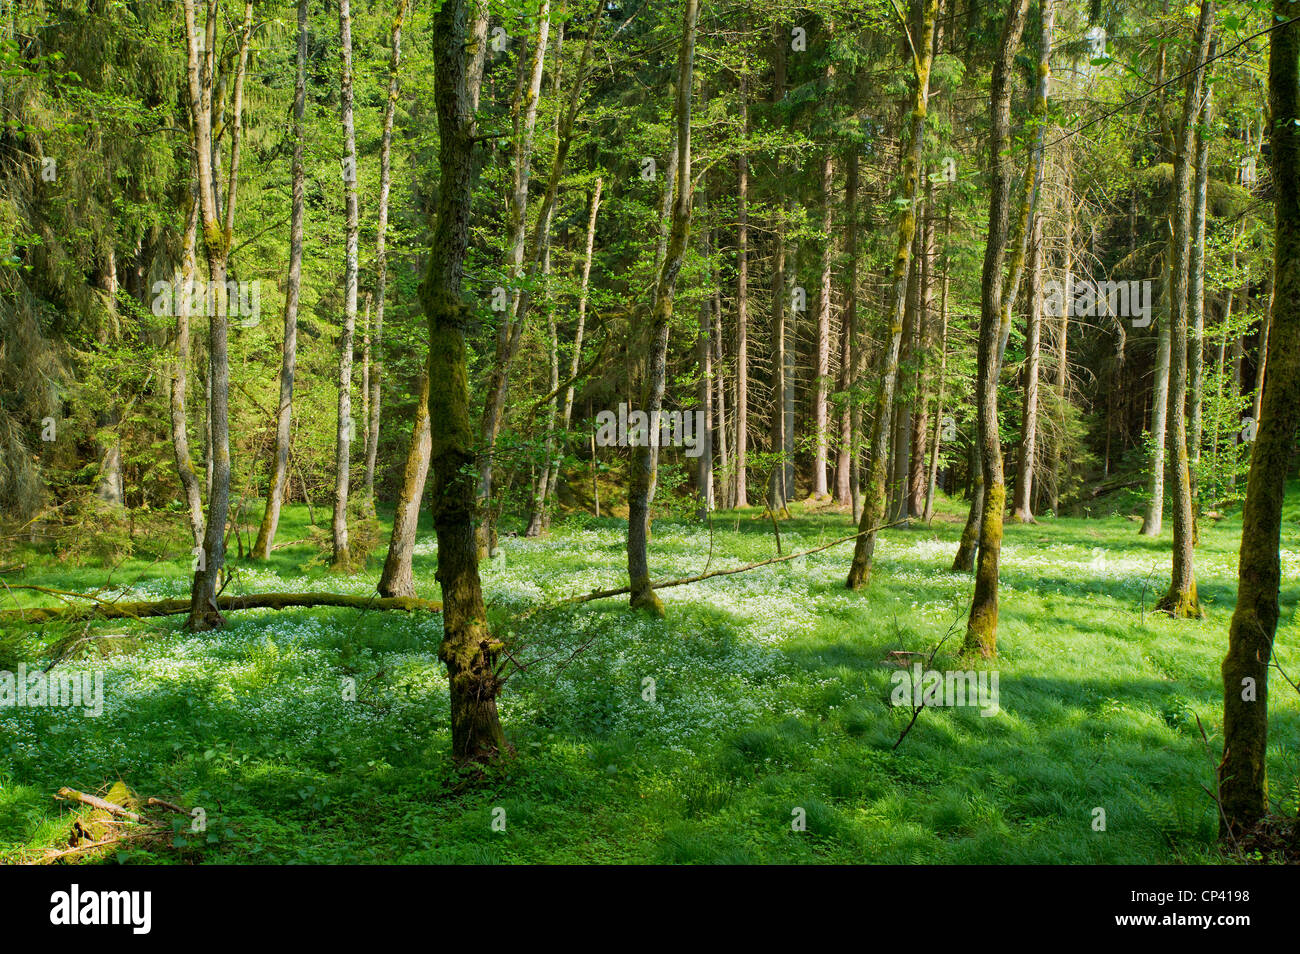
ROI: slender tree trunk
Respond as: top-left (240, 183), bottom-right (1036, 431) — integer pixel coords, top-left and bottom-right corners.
top-left (1188, 67), bottom-right (1212, 537)
top-left (834, 150), bottom-right (856, 509)
top-left (252, 0), bottom-right (307, 560)
top-left (1050, 149), bottom-right (1073, 515)
top-left (627, 0), bottom-right (699, 614)
top-left (845, 0), bottom-right (938, 589)
top-left (376, 0), bottom-right (489, 596)
top-left (814, 149), bottom-right (834, 500)
top-left (734, 76), bottom-right (750, 508)
top-left (427, 0), bottom-right (506, 764)
top-left (475, 4), bottom-right (552, 556)
top-left (909, 185), bottom-right (932, 516)
top-left (924, 240), bottom-right (949, 523)
top-left (542, 176), bottom-right (602, 511)
top-left (713, 275), bottom-right (730, 507)
top-left (1252, 293), bottom-right (1273, 427)
top-left (696, 189), bottom-right (714, 517)
top-left (769, 29), bottom-right (788, 512)
top-left (332, 0), bottom-right (360, 571)
top-left (377, 363), bottom-right (432, 597)
top-left (1157, 0), bottom-right (1214, 617)
top-left (185, 0), bottom-right (251, 632)
top-left (172, 187), bottom-right (205, 549)
top-left (1012, 213), bottom-right (1043, 522)
top-left (364, 0), bottom-right (407, 510)
top-left (1220, 0), bottom-right (1300, 835)
top-left (1141, 310), bottom-right (1173, 531)
top-left (962, 0), bottom-right (1033, 657)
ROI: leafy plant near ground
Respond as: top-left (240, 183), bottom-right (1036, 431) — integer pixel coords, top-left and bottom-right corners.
top-left (1, 487), bottom-right (1297, 864)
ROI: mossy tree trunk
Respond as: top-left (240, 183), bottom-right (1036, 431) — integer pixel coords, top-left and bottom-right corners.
top-left (1219, 0), bottom-right (1300, 836)
top-left (627, 0), bottom-right (699, 615)
top-left (331, 0), bottom-right (360, 572)
top-left (1157, 0), bottom-right (1214, 618)
top-left (252, 0), bottom-right (308, 560)
top-left (185, 0), bottom-right (252, 632)
top-left (962, 0), bottom-right (1032, 657)
top-left (427, 0), bottom-right (506, 764)
top-left (845, 0), bottom-right (938, 590)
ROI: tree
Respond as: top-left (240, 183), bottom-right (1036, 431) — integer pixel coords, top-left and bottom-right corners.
top-left (626, 0), bottom-right (700, 615)
top-left (426, 0), bottom-right (507, 763)
top-left (961, 0), bottom-right (1032, 657)
top-left (845, 0), bottom-right (939, 590)
top-left (331, 0), bottom-right (361, 572)
top-left (252, 0), bottom-right (309, 561)
top-left (1219, 0), bottom-right (1300, 837)
top-left (184, 0), bottom-right (253, 632)
top-left (1156, 0), bottom-right (1214, 618)
top-left (363, 0), bottom-right (409, 511)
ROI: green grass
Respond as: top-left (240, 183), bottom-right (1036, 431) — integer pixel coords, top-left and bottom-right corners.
top-left (1, 486), bottom-right (1298, 864)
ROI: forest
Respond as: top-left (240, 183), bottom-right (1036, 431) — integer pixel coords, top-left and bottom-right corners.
top-left (0, 0), bottom-right (1298, 867)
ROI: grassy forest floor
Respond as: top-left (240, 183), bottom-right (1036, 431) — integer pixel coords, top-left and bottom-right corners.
top-left (2, 486), bottom-right (1298, 864)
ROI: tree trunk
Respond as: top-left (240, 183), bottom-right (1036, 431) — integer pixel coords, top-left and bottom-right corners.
top-left (627, 0), bottom-right (699, 614)
top-left (375, 1), bottom-right (490, 597)
top-left (696, 190), bottom-right (714, 517)
top-left (1157, 2), bottom-right (1214, 616)
top-left (540, 176), bottom-right (603, 516)
top-left (475, 4), bottom-right (553, 557)
top-left (171, 187), bottom-right (205, 549)
top-left (331, 0), bottom-right (360, 571)
top-left (909, 185), bottom-right (932, 517)
top-left (734, 75), bottom-right (750, 508)
top-left (185, 0), bottom-right (251, 632)
top-left (427, 0), bottom-right (506, 764)
top-left (814, 147), bottom-right (833, 500)
top-left (835, 149), bottom-right (857, 509)
top-left (377, 361), bottom-right (432, 597)
top-left (924, 239), bottom-right (949, 523)
top-left (1220, 0), bottom-right (1300, 836)
top-left (1141, 314), bottom-right (1173, 534)
top-left (1012, 213), bottom-right (1043, 522)
top-left (252, 0), bottom-right (308, 559)
top-left (364, 0), bottom-right (407, 510)
top-left (962, 0), bottom-right (1033, 657)
top-left (845, 0), bottom-right (938, 589)
top-left (1188, 68), bottom-right (1212, 532)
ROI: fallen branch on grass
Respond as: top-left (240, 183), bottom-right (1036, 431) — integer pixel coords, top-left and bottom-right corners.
top-left (560, 518), bottom-right (912, 605)
top-left (55, 787), bottom-right (142, 823)
top-left (0, 590), bottom-right (442, 626)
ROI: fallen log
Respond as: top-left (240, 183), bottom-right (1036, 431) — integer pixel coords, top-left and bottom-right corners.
top-left (0, 590), bottom-right (441, 626)
top-left (56, 786), bottom-right (142, 823)
top-left (562, 518), bottom-right (911, 605)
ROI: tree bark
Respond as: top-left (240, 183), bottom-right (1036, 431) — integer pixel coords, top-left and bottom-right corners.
top-left (1157, 0), bottom-right (1214, 618)
top-left (252, 0), bottom-right (308, 560)
top-left (375, 1), bottom-right (489, 597)
top-left (1012, 213), bottom-right (1043, 522)
top-left (426, 0), bottom-right (506, 764)
top-left (627, 0), bottom-right (699, 615)
top-left (331, 0), bottom-right (361, 571)
top-left (1219, 0), bottom-right (1300, 836)
top-left (376, 361), bottom-right (432, 597)
top-left (734, 75), bottom-right (751, 508)
top-left (363, 0), bottom-right (407, 510)
top-left (475, 3), bottom-right (553, 557)
top-left (171, 186), bottom-right (205, 549)
top-left (185, 0), bottom-right (251, 632)
top-left (962, 0), bottom-right (1032, 657)
top-left (815, 147), bottom-right (834, 500)
top-left (846, 0), bottom-right (938, 589)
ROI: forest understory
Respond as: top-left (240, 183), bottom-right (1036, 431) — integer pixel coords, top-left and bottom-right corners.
top-left (2, 485), bottom-right (1297, 865)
